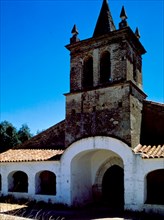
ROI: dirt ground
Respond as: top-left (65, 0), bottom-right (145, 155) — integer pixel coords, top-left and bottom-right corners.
top-left (0, 203), bottom-right (163, 220)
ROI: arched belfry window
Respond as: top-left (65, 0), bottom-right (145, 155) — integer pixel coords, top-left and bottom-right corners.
top-left (100, 51), bottom-right (111, 84)
top-left (146, 169), bottom-right (164, 205)
top-left (83, 56), bottom-right (93, 89)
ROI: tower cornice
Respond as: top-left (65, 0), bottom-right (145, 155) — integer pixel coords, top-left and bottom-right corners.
top-left (66, 27), bottom-right (146, 55)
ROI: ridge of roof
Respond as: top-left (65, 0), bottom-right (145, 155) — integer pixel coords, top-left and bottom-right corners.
top-left (144, 100), bottom-right (164, 107)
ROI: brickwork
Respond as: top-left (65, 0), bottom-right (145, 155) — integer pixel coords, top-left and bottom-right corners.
top-left (65, 27), bottom-right (146, 148)
top-left (65, 82), bottom-right (145, 147)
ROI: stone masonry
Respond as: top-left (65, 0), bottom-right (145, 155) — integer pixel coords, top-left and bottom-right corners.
top-left (65, 27), bottom-right (146, 148)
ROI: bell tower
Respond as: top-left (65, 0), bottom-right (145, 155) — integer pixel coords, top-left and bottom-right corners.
top-left (65, 0), bottom-right (147, 148)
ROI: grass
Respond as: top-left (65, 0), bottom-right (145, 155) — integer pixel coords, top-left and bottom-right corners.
top-left (0, 196), bottom-right (66, 220)
top-left (0, 195), bottom-right (164, 220)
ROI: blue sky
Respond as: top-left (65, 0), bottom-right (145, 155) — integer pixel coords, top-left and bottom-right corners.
top-left (1, 0), bottom-right (164, 134)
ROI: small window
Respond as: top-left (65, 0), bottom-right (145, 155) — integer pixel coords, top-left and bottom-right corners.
top-left (83, 56), bottom-right (93, 89)
top-left (100, 51), bottom-right (111, 84)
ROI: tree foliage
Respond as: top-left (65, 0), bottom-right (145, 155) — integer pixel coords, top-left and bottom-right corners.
top-left (0, 121), bottom-right (33, 153)
top-left (18, 124), bottom-right (32, 143)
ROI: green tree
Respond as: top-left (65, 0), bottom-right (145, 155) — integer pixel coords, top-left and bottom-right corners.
top-left (0, 121), bottom-right (20, 152)
top-left (17, 124), bottom-right (32, 143)
top-left (0, 121), bottom-right (33, 153)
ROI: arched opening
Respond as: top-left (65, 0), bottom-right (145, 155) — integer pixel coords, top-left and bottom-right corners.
top-left (36, 171), bottom-right (56, 195)
top-left (83, 56), bottom-right (93, 89)
top-left (102, 165), bottom-right (124, 208)
top-left (8, 171), bottom-right (28, 193)
top-left (62, 137), bottom-right (131, 207)
top-left (100, 51), bottom-right (111, 84)
top-left (71, 148), bottom-right (124, 207)
top-left (146, 169), bottom-right (164, 205)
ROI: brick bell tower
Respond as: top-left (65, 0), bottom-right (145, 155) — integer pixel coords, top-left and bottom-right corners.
top-left (65, 0), bottom-right (146, 148)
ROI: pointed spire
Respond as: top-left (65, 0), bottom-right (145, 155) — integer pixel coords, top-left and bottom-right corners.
top-left (71, 24), bottom-right (79, 35)
top-left (119, 6), bottom-right (128, 29)
top-left (120, 6), bottom-right (127, 20)
top-left (135, 27), bottom-right (140, 39)
top-left (93, 0), bottom-right (116, 37)
top-left (70, 24), bottom-right (80, 44)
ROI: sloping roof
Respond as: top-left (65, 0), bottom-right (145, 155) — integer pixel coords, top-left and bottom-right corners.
top-left (133, 144), bottom-right (164, 159)
top-left (141, 100), bottom-right (164, 145)
top-left (14, 120), bottom-right (65, 150)
top-left (93, 0), bottom-right (116, 37)
top-left (0, 149), bottom-right (64, 162)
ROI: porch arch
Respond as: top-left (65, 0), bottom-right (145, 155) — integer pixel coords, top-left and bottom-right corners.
top-left (61, 136), bottom-right (133, 207)
top-left (61, 136), bottom-right (132, 165)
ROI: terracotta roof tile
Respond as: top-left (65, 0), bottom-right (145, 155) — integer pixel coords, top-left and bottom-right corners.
top-left (1, 144), bottom-right (163, 162)
top-left (0, 149), bottom-right (64, 162)
top-left (133, 144), bottom-right (164, 159)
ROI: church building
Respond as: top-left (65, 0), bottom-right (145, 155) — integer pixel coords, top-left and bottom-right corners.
top-left (0, 0), bottom-right (164, 215)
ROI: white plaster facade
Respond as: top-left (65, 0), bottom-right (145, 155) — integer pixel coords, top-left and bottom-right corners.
top-left (0, 136), bottom-right (164, 215)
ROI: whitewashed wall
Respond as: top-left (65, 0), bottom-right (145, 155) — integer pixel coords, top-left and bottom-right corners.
top-left (0, 136), bottom-right (163, 215)
top-left (130, 155), bottom-right (164, 214)
top-left (0, 161), bottom-right (61, 204)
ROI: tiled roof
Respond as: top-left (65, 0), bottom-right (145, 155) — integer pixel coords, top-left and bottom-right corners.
top-left (133, 144), bottom-right (164, 159)
top-left (0, 149), bottom-right (64, 162)
top-left (1, 144), bottom-right (163, 162)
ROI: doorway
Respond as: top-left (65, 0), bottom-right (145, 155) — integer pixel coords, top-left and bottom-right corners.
top-left (102, 165), bottom-right (124, 208)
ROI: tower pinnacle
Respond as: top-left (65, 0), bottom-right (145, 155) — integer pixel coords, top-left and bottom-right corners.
top-left (71, 24), bottom-right (79, 35)
top-left (135, 27), bottom-right (140, 39)
top-left (119, 6), bottom-right (128, 29)
top-left (120, 6), bottom-right (127, 20)
top-left (70, 24), bottom-right (80, 44)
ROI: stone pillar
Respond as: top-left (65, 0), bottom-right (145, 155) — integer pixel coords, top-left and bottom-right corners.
top-left (93, 48), bottom-right (99, 87)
